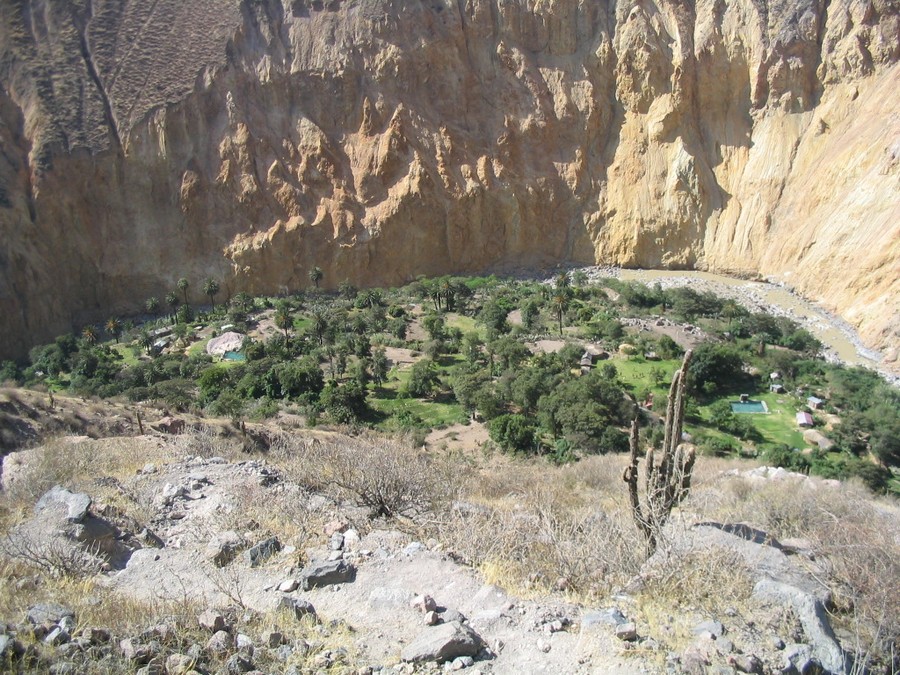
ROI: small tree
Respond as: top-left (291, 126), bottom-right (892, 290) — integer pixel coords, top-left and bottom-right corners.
top-left (145, 296), bottom-right (160, 316)
top-left (203, 278), bottom-right (220, 310)
top-left (309, 266), bottom-right (323, 289)
top-left (274, 305), bottom-right (292, 338)
top-left (105, 317), bottom-right (122, 343)
top-left (623, 350), bottom-right (695, 555)
top-left (177, 277), bottom-right (189, 306)
top-left (81, 325), bottom-right (99, 345)
top-left (166, 292), bottom-right (180, 324)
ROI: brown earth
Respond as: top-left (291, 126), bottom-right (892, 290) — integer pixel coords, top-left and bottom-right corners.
top-left (1, 0), bottom-right (898, 360)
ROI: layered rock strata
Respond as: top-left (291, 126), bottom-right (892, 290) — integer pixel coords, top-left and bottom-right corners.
top-left (1, 0), bottom-right (898, 358)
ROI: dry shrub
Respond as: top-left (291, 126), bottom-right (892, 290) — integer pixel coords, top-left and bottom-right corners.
top-left (432, 458), bottom-right (644, 600)
top-left (639, 547), bottom-right (754, 614)
top-left (175, 424), bottom-right (245, 460)
top-left (273, 432), bottom-right (461, 519)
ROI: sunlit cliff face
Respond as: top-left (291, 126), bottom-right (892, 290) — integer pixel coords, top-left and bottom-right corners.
top-left (0, 0), bottom-right (897, 359)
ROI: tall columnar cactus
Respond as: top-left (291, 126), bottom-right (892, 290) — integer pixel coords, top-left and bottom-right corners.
top-left (623, 349), bottom-right (695, 555)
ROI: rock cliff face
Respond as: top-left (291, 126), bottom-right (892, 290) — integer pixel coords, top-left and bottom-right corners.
top-left (1, 0), bottom-right (898, 359)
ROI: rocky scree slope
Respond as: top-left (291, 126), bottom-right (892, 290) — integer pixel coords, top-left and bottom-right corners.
top-left (0, 0), bottom-right (898, 359)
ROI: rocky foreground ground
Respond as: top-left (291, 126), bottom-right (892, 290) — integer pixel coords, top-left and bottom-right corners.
top-left (2, 404), bottom-right (895, 675)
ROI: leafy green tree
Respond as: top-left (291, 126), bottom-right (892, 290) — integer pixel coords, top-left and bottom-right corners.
top-left (405, 359), bottom-right (440, 398)
top-left (490, 414), bottom-right (538, 454)
top-left (520, 298), bottom-right (540, 331)
top-left (422, 313), bottom-right (446, 341)
top-left (105, 317), bottom-right (123, 343)
top-left (265, 358), bottom-right (324, 399)
top-left (203, 278), bottom-right (220, 310)
top-left (177, 278), bottom-right (189, 306)
top-left (339, 280), bottom-right (358, 300)
top-left (371, 347), bottom-right (389, 385)
top-left (309, 266), bottom-right (323, 289)
top-left (687, 344), bottom-right (744, 394)
top-left (321, 380), bottom-right (368, 423)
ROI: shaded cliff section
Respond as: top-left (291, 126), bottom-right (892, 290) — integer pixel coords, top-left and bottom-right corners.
top-left (0, 0), bottom-right (898, 361)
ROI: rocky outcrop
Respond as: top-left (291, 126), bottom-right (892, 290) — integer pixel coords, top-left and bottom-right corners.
top-left (1, 0), bottom-right (897, 359)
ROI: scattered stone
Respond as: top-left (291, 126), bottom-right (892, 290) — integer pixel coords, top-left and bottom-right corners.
top-left (403, 542), bottom-right (425, 556)
top-left (206, 531), bottom-right (245, 567)
top-left (300, 559), bottom-right (356, 590)
top-left (330, 533), bottom-right (344, 550)
top-left (582, 607), bottom-right (628, 628)
top-left (554, 577), bottom-right (570, 592)
top-left (236, 633), bottom-right (254, 654)
top-left (441, 609), bottom-right (467, 624)
top-left (44, 627), bottom-right (70, 646)
top-left (119, 638), bottom-right (152, 663)
top-left (206, 630), bottom-right (232, 655)
top-left (343, 529), bottom-right (361, 549)
top-left (49, 663), bottom-right (76, 675)
top-left (401, 621), bottom-right (484, 663)
top-left (323, 520), bottom-right (348, 536)
top-left (450, 655), bottom-right (475, 670)
top-left (693, 620), bottom-right (725, 638)
top-left (412, 595), bottom-right (438, 613)
top-left (35, 486), bottom-right (91, 523)
top-left (544, 620), bottom-right (565, 634)
top-left (244, 536), bottom-right (281, 567)
top-left (280, 596), bottom-right (317, 621)
top-left (770, 637), bottom-right (785, 650)
top-left (424, 611), bottom-right (440, 626)
top-left (0, 634), bottom-right (23, 659)
top-left (26, 603), bottom-right (74, 626)
top-left (152, 417), bottom-right (185, 434)
top-left (537, 639), bottom-right (551, 653)
top-left (165, 654), bottom-right (195, 675)
top-left (263, 631), bottom-right (286, 648)
top-left (728, 654), bottom-right (763, 673)
top-left (328, 550), bottom-right (344, 561)
top-left (615, 622), bottom-right (638, 641)
top-left (224, 653), bottom-right (254, 674)
top-left (198, 609), bottom-right (227, 633)
top-left (278, 579), bottom-right (299, 593)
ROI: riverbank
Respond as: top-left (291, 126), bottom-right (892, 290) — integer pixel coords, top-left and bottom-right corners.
top-left (550, 266), bottom-right (898, 385)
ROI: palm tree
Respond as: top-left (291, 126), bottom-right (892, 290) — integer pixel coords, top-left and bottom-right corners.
top-left (177, 278), bottom-right (189, 306)
top-left (166, 292), bottom-right (180, 324)
top-left (139, 330), bottom-right (154, 355)
top-left (145, 296), bottom-right (160, 316)
top-left (551, 292), bottom-right (569, 336)
top-left (105, 317), bottom-right (123, 343)
top-left (274, 306), bottom-right (292, 338)
top-left (82, 325), bottom-right (99, 345)
top-left (555, 271), bottom-right (570, 290)
top-left (312, 309), bottom-right (328, 345)
top-left (203, 278), bottom-right (220, 310)
top-left (309, 266), bottom-right (323, 289)
top-left (359, 288), bottom-right (383, 309)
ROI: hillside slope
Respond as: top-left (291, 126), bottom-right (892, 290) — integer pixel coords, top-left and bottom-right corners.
top-left (1, 0), bottom-right (898, 359)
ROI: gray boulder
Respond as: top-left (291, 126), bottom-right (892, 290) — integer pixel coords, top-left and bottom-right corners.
top-left (401, 621), bottom-right (484, 663)
top-left (280, 596), bottom-right (316, 622)
top-left (35, 486), bottom-right (91, 523)
top-left (754, 579), bottom-right (848, 674)
top-left (300, 559), bottom-right (356, 590)
top-left (244, 537), bottom-right (281, 567)
top-left (26, 603), bottom-right (74, 625)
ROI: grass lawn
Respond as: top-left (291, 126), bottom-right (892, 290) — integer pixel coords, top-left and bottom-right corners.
top-left (609, 356), bottom-right (681, 397)
top-left (368, 362), bottom-right (466, 428)
top-left (188, 338), bottom-right (211, 356)
top-left (445, 313), bottom-right (481, 338)
top-left (111, 343), bottom-right (142, 368)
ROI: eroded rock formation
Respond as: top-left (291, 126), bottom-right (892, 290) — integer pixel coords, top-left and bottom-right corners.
top-left (1, 0), bottom-right (898, 359)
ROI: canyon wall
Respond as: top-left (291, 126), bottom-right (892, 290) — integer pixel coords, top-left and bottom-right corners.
top-left (0, 0), bottom-right (898, 360)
